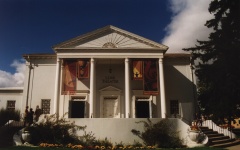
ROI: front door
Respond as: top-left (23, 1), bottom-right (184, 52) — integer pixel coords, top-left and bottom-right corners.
top-left (103, 96), bottom-right (120, 118)
top-left (136, 101), bottom-right (150, 118)
top-left (69, 101), bottom-right (85, 118)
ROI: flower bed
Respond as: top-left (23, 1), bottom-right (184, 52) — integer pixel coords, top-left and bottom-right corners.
top-left (39, 143), bottom-right (156, 150)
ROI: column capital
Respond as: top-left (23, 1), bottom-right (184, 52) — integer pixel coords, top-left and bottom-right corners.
top-left (56, 58), bottom-right (61, 62)
top-left (159, 58), bottom-right (163, 63)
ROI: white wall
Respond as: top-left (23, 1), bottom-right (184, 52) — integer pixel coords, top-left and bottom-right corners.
top-left (20, 56), bottom-right (196, 123)
top-left (0, 88), bottom-right (23, 112)
top-left (164, 57), bottom-right (195, 123)
top-left (23, 58), bottom-right (56, 113)
top-left (69, 118), bottom-right (193, 147)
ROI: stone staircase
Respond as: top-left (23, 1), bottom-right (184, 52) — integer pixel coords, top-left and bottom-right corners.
top-left (200, 126), bottom-right (240, 148)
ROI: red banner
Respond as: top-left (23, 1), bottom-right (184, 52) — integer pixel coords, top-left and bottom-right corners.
top-left (132, 60), bottom-right (143, 80)
top-left (77, 59), bottom-right (90, 79)
top-left (143, 60), bottom-right (159, 95)
top-left (62, 60), bottom-right (77, 95)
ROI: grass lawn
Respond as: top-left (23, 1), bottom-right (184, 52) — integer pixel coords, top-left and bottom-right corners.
top-left (0, 146), bottom-right (227, 150)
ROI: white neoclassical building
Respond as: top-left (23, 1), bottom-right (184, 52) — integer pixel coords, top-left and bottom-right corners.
top-left (0, 25), bottom-right (198, 145)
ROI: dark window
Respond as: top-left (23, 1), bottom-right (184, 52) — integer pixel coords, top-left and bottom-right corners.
top-left (42, 99), bottom-right (50, 114)
top-left (7, 100), bottom-right (15, 111)
top-left (170, 100), bottom-right (179, 115)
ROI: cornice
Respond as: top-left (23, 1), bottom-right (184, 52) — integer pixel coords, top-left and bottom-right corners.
top-left (23, 54), bottom-right (56, 61)
top-left (164, 53), bottom-right (191, 58)
top-left (0, 87), bottom-right (23, 91)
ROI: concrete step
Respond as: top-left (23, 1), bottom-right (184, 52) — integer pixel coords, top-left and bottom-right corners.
top-left (208, 136), bottom-right (230, 141)
top-left (211, 140), bottom-right (240, 148)
top-left (206, 133), bottom-right (224, 138)
top-left (200, 126), bottom-right (240, 148)
top-left (200, 128), bottom-right (213, 132)
top-left (211, 138), bottom-right (235, 145)
top-left (203, 131), bottom-right (219, 135)
top-left (199, 126), bottom-right (209, 129)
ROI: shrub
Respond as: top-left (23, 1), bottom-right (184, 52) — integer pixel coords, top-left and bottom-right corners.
top-left (93, 137), bottom-right (113, 147)
top-left (131, 118), bottom-right (184, 148)
top-left (27, 113), bottom-right (86, 145)
top-left (0, 108), bottom-right (20, 126)
top-left (78, 131), bottom-right (96, 146)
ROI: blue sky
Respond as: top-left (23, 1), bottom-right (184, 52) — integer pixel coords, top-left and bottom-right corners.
top-left (0, 0), bottom-right (212, 87)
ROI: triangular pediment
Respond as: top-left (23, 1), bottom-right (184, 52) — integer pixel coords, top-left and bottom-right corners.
top-left (99, 86), bottom-right (121, 92)
top-left (53, 25), bottom-right (168, 50)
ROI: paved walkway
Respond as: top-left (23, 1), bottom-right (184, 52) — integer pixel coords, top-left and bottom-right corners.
top-left (226, 144), bottom-right (240, 150)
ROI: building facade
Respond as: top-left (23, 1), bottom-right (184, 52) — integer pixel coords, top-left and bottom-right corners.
top-left (0, 25), bottom-right (197, 121)
top-left (0, 25), bottom-right (198, 145)
top-left (16, 25), bottom-right (196, 121)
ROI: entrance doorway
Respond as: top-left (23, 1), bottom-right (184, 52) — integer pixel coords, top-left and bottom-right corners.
top-left (135, 96), bottom-right (152, 118)
top-left (102, 96), bottom-right (120, 118)
top-left (69, 100), bottom-right (85, 118)
top-left (136, 101), bottom-right (150, 118)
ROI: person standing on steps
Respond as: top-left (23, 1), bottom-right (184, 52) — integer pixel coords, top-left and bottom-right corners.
top-left (34, 105), bottom-right (42, 122)
top-left (29, 108), bottom-right (34, 125)
top-left (24, 106), bottom-right (29, 127)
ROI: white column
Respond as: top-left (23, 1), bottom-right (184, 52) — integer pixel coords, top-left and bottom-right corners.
top-left (53, 58), bottom-right (61, 115)
top-left (89, 58), bottom-right (95, 118)
top-left (125, 58), bottom-right (130, 118)
top-left (159, 58), bottom-right (166, 118)
top-left (149, 100), bottom-right (152, 118)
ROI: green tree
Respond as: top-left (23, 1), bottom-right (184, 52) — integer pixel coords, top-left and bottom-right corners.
top-left (183, 0), bottom-right (240, 124)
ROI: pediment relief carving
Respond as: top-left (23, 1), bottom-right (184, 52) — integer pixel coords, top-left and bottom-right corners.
top-left (75, 32), bottom-right (153, 49)
top-left (53, 25), bottom-right (168, 50)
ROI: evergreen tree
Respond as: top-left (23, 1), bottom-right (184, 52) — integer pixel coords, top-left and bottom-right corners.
top-left (183, 0), bottom-right (240, 124)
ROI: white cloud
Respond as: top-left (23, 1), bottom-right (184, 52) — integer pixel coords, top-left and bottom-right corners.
top-left (162, 0), bottom-right (214, 53)
top-left (0, 59), bottom-right (26, 87)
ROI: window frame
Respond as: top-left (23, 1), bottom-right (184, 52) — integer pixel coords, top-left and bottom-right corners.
top-left (170, 100), bottom-right (179, 115)
top-left (7, 100), bottom-right (16, 111)
top-left (41, 99), bottom-right (51, 114)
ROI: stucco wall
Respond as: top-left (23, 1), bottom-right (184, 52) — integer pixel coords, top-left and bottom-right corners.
top-left (0, 89), bottom-right (23, 112)
top-left (164, 57), bottom-right (195, 123)
top-left (68, 118), bottom-right (191, 146)
top-left (22, 58), bottom-right (56, 113)
top-left (18, 56), bottom-right (196, 123)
